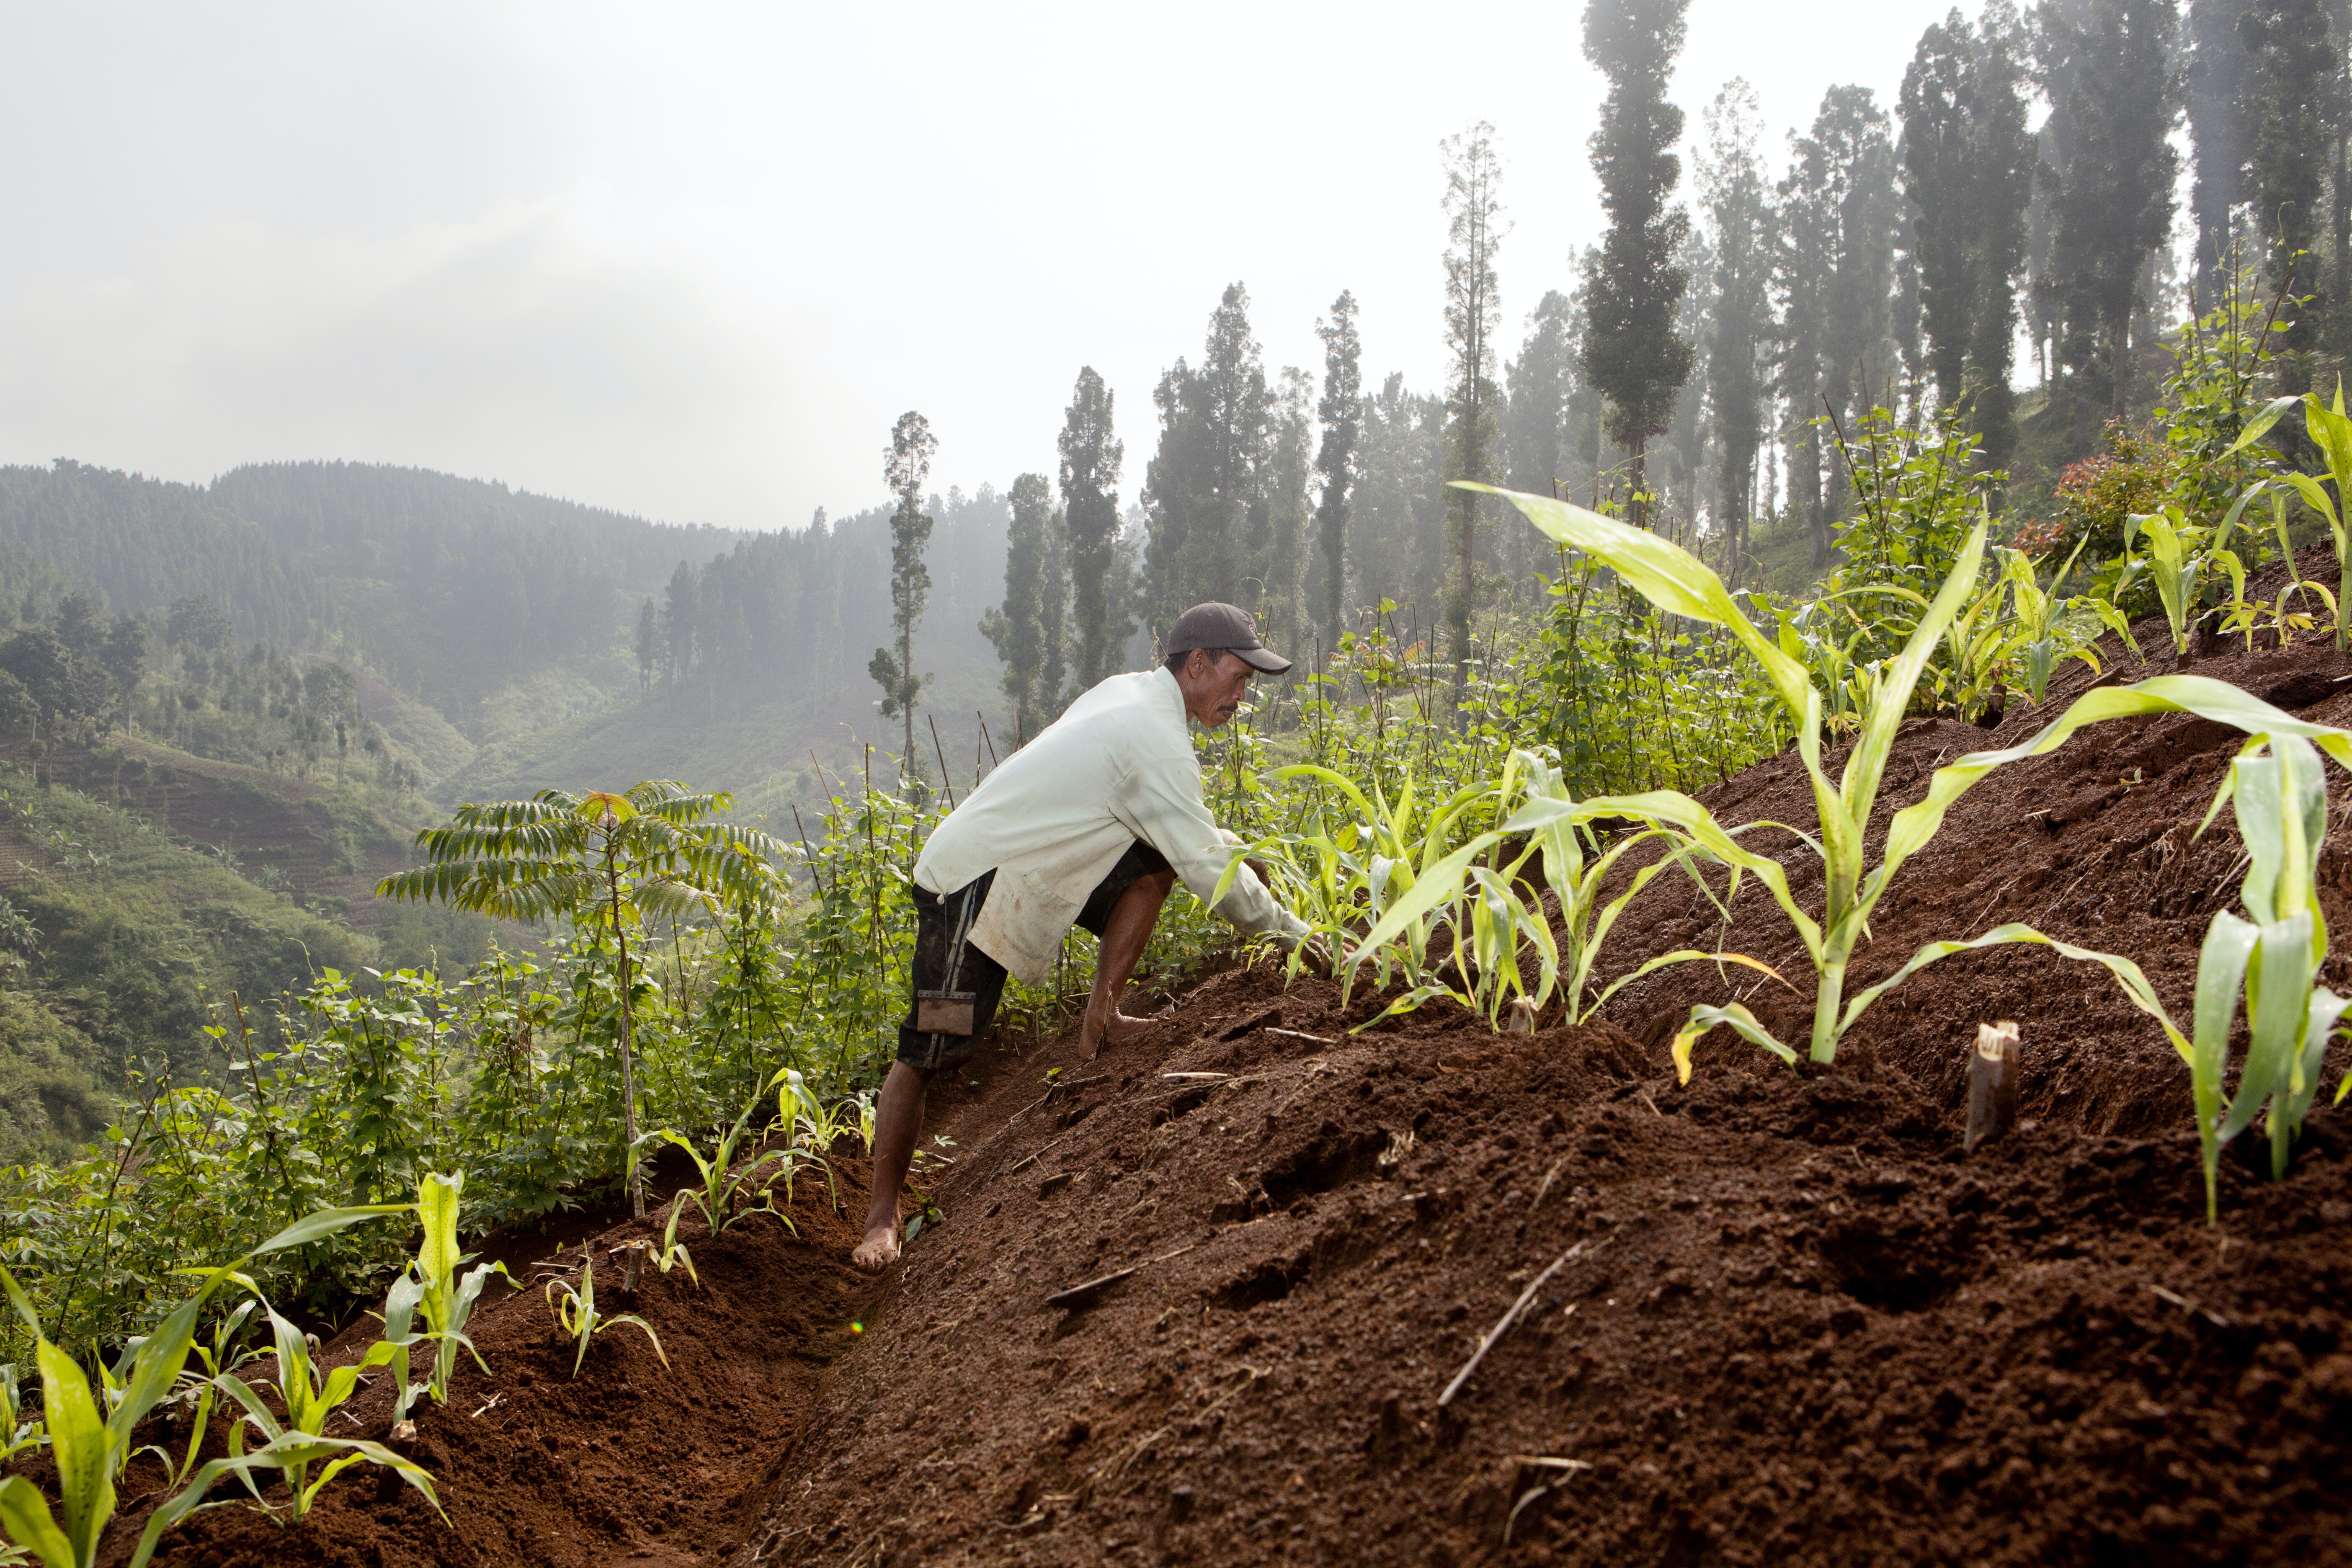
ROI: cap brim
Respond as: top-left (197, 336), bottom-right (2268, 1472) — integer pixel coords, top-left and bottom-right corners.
top-left (1233, 645), bottom-right (1293, 675)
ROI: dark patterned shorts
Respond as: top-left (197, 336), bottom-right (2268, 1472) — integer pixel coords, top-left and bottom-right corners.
top-left (896, 841), bottom-right (1173, 1072)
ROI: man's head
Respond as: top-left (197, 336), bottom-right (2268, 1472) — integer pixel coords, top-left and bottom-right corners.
top-left (1163, 602), bottom-right (1291, 730)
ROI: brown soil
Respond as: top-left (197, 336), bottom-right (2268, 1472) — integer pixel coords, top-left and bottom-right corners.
top-left (65, 584), bottom-right (2352, 1565)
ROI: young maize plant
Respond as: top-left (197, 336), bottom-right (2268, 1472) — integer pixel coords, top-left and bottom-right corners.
top-left (2002, 540), bottom-right (2120, 701)
top-left (2121, 505), bottom-right (2246, 656)
top-left (2234, 378), bottom-right (2352, 649)
top-left (645, 1068), bottom-right (801, 1264)
top-left (545, 1256), bottom-right (668, 1379)
top-left (0, 1204), bottom-right (410, 1568)
top-left (162, 1300), bottom-right (259, 1488)
top-left (374, 1271), bottom-right (430, 1426)
top-left (205, 1304), bottom-right (426, 1523)
top-left (1312, 750), bottom-right (1776, 1032)
top-left (2191, 737), bottom-right (2350, 1188)
top-left (0, 1363), bottom-right (42, 1465)
top-left (408, 1171), bottom-right (510, 1405)
top-left (1234, 763), bottom-right (1529, 1016)
top-left (1470, 481), bottom-right (2352, 1081)
top-left (2222, 486), bottom-right (2337, 649)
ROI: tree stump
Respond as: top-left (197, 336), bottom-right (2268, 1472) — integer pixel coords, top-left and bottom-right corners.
top-left (1965, 1021), bottom-right (2021, 1153)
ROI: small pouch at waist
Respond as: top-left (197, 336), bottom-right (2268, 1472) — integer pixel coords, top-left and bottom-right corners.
top-left (916, 989), bottom-right (979, 1035)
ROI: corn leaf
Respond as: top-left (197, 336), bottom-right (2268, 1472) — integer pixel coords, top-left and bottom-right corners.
top-left (0, 1475), bottom-right (73, 1568)
top-left (1671, 1003), bottom-right (1795, 1084)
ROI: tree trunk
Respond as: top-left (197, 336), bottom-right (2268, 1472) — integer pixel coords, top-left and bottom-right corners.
top-left (2111, 312), bottom-right (2130, 424)
top-left (1630, 436), bottom-right (1649, 532)
top-left (610, 865), bottom-right (643, 1218)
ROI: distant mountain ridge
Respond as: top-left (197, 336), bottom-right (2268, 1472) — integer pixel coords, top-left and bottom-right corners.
top-left (0, 458), bottom-right (745, 736)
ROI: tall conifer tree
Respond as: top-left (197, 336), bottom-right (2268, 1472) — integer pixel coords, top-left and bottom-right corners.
top-left (1441, 122), bottom-right (1506, 702)
top-left (1580, 0), bottom-right (1696, 533)
top-left (868, 410), bottom-right (936, 777)
top-left (1779, 87), bottom-right (1904, 565)
top-left (1697, 81), bottom-right (1774, 573)
top-left (1059, 366), bottom-right (1126, 692)
top-left (1312, 291), bottom-right (1362, 650)
top-left (1503, 289), bottom-right (1577, 583)
top-left (2239, 0), bottom-right (2337, 370)
top-left (981, 472), bottom-right (1057, 739)
top-left (2183, 0), bottom-right (2249, 313)
top-left (2033, 0), bottom-right (2181, 428)
top-left (1900, 4), bottom-right (2035, 472)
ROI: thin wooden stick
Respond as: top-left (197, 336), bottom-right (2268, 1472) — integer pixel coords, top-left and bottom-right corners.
top-left (1439, 1236), bottom-right (1607, 1406)
top-left (927, 713), bottom-right (957, 810)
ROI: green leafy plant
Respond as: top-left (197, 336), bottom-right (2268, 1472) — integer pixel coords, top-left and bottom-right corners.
top-left (1473, 482), bottom-right (2352, 1082)
top-left (406, 1171), bottom-right (509, 1406)
top-left (0, 1365), bottom-right (42, 1466)
top-left (2119, 504), bottom-right (2246, 656)
top-left (544, 1256), bottom-right (667, 1379)
top-left (2234, 379), bottom-right (2352, 648)
top-left (378, 782), bottom-right (789, 1214)
top-left (206, 1303), bottom-right (417, 1522)
top-left (0, 1204), bottom-right (406, 1568)
top-left (162, 1300), bottom-right (258, 1488)
top-left (2189, 736), bottom-right (2347, 1191)
top-left (1805, 698), bottom-right (2352, 1217)
top-left (1328, 750), bottom-right (1775, 1030)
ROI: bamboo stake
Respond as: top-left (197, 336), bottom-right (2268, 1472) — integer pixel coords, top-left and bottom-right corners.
top-left (927, 712), bottom-right (957, 810)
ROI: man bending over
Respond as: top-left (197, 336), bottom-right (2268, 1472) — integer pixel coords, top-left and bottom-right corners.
top-left (851, 602), bottom-right (1312, 1272)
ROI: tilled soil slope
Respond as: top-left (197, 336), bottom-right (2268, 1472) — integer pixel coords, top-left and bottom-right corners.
top-left (101, 583), bottom-right (2352, 1566)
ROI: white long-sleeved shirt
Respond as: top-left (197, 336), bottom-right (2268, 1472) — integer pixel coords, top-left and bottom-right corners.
top-left (913, 667), bottom-right (1309, 984)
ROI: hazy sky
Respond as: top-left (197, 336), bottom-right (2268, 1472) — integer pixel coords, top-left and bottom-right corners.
top-left (2, 0), bottom-right (1978, 533)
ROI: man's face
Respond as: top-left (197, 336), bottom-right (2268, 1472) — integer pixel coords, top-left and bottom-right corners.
top-left (1181, 650), bottom-right (1253, 729)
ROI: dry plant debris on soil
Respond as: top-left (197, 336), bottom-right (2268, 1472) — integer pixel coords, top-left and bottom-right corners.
top-left (87, 616), bottom-right (2352, 1567)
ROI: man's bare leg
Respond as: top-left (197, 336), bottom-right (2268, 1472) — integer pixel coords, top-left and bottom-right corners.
top-left (852, 1060), bottom-right (931, 1273)
top-left (1080, 869), bottom-right (1176, 1060)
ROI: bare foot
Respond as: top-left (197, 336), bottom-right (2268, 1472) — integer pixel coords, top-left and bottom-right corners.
top-left (851, 1220), bottom-right (900, 1273)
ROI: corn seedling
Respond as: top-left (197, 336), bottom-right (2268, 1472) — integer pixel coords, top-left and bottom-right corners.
top-left (1327, 750), bottom-right (1777, 1030)
top-left (645, 1069), bottom-right (797, 1252)
top-left (0, 1203), bottom-right (407, 1568)
top-left (210, 1302), bottom-right (404, 1519)
top-left (1243, 763), bottom-right (1520, 1010)
top-left (2234, 378), bottom-right (2352, 648)
top-left (1999, 542), bottom-right (2108, 704)
top-left (372, 1270), bottom-right (430, 1426)
top-left (2191, 736), bottom-right (2348, 1193)
top-left (407, 1171), bottom-right (510, 1405)
top-left (1473, 482), bottom-right (2352, 1079)
top-left (1810, 701), bottom-right (2352, 1217)
top-left (2120, 505), bottom-right (2246, 656)
top-left (0, 1365), bottom-right (41, 1465)
top-left (163, 1299), bottom-right (258, 1487)
top-left (129, 1431), bottom-right (442, 1567)
top-left (544, 1256), bottom-right (667, 1379)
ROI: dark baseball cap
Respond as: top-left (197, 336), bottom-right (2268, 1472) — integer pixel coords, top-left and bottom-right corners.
top-left (1167, 602), bottom-right (1293, 675)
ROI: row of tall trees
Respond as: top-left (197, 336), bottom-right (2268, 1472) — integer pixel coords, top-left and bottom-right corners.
top-left (955, 0), bottom-right (2350, 734)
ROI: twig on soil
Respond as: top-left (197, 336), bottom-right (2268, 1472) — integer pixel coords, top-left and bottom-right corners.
top-left (1529, 1156), bottom-right (1570, 1212)
top-left (1439, 1236), bottom-right (1610, 1407)
top-left (1162, 1072), bottom-right (1231, 1081)
top-left (1265, 1027), bottom-right (1336, 1044)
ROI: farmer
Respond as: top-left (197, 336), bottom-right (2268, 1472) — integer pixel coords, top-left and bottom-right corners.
top-left (851, 602), bottom-right (1315, 1272)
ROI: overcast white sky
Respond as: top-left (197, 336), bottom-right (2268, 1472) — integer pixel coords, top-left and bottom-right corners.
top-left (0, 0), bottom-right (1979, 533)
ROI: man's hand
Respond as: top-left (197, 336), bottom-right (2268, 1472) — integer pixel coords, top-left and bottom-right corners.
top-left (1294, 935), bottom-right (1346, 979)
